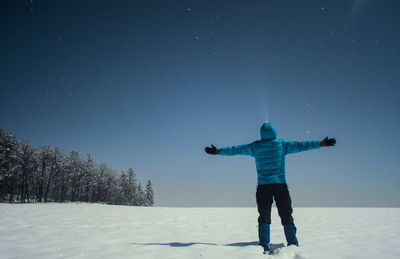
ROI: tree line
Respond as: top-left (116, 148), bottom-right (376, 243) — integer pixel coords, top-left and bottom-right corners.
top-left (0, 129), bottom-right (154, 206)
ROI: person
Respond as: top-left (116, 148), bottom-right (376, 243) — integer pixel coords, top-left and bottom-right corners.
top-left (204, 122), bottom-right (336, 253)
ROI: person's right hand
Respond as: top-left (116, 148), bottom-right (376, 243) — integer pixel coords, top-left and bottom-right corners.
top-left (320, 137), bottom-right (336, 147)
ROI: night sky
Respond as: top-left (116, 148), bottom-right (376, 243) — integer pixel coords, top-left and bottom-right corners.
top-left (1, 0), bottom-right (399, 207)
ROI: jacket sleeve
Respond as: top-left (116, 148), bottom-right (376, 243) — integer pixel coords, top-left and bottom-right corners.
top-left (283, 140), bottom-right (320, 155)
top-left (219, 143), bottom-right (255, 157)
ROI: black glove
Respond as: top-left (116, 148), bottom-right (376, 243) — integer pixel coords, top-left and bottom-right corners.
top-left (205, 144), bottom-right (219, 155)
top-left (321, 136), bottom-right (336, 147)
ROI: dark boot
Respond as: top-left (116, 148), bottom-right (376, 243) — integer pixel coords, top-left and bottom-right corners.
top-left (283, 224), bottom-right (299, 246)
top-left (258, 224), bottom-right (270, 252)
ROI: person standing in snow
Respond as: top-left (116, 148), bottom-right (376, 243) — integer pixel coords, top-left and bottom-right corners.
top-left (204, 122), bottom-right (336, 253)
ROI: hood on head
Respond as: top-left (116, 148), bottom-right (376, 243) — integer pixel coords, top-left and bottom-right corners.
top-left (260, 123), bottom-right (277, 140)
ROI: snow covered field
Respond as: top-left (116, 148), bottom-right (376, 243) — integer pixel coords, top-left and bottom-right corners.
top-left (0, 204), bottom-right (399, 259)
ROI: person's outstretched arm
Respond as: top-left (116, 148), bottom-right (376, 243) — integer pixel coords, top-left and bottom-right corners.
top-left (205, 143), bottom-right (254, 156)
top-left (283, 136), bottom-right (336, 155)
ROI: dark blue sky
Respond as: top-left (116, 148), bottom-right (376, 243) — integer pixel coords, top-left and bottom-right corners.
top-left (1, 0), bottom-right (399, 207)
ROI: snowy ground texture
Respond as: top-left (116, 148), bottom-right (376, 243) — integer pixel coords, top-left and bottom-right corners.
top-left (1, 204), bottom-right (400, 259)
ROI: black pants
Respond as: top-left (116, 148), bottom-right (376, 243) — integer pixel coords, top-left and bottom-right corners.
top-left (256, 183), bottom-right (294, 225)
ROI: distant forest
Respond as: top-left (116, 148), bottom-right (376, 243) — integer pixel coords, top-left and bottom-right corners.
top-left (0, 129), bottom-right (154, 206)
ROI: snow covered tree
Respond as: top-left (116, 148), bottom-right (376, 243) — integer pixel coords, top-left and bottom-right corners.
top-left (135, 183), bottom-right (146, 206)
top-left (145, 180), bottom-right (154, 206)
top-left (95, 163), bottom-right (109, 203)
top-left (43, 147), bottom-right (63, 202)
top-left (35, 146), bottom-right (52, 202)
top-left (16, 141), bottom-right (37, 203)
top-left (105, 168), bottom-right (120, 204)
top-left (118, 171), bottom-right (129, 205)
top-left (53, 153), bottom-right (70, 202)
top-left (34, 146), bottom-right (63, 202)
top-left (127, 168), bottom-right (137, 205)
top-left (0, 129), bottom-right (19, 202)
top-left (0, 128), bottom-right (155, 206)
top-left (65, 150), bottom-right (84, 202)
top-left (81, 154), bottom-right (97, 202)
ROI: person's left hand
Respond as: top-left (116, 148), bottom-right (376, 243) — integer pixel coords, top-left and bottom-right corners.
top-left (205, 144), bottom-right (219, 155)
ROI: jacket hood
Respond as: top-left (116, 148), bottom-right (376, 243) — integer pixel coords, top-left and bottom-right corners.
top-left (260, 123), bottom-right (277, 140)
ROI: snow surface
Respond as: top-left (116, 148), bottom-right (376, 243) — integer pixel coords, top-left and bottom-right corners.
top-left (1, 203), bottom-right (399, 259)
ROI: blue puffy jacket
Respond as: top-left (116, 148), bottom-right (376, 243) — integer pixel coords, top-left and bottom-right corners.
top-left (219, 123), bottom-right (320, 185)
